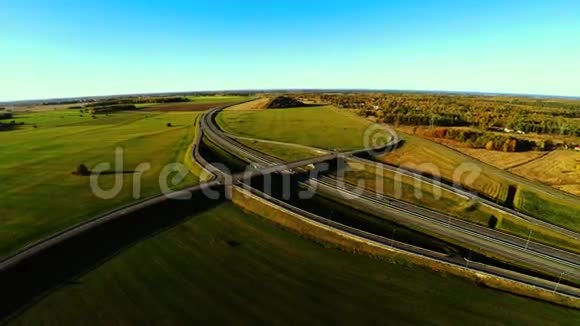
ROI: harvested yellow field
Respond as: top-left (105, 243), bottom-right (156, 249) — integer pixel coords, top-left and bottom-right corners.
top-left (379, 132), bottom-right (509, 202)
top-left (510, 150), bottom-right (580, 196)
top-left (456, 148), bottom-right (545, 169)
top-left (553, 184), bottom-right (580, 196)
top-left (225, 97), bottom-right (270, 111)
top-left (394, 125), bottom-right (547, 170)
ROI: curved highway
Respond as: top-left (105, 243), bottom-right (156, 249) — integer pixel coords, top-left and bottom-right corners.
top-left (200, 105), bottom-right (580, 289)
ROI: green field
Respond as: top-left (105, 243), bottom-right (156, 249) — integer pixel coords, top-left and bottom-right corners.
top-left (237, 138), bottom-right (323, 161)
top-left (217, 106), bottom-right (376, 150)
top-left (0, 110), bottom-right (201, 256)
top-left (10, 203), bottom-right (578, 325)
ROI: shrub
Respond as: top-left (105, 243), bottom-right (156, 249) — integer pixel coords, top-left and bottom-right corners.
top-left (485, 140), bottom-right (495, 151)
top-left (167, 122), bottom-right (172, 127)
top-left (433, 128), bottom-right (447, 138)
top-left (488, 215), bottom-right (498, 229)
top-left (73, 164), bottom-right (91, 176)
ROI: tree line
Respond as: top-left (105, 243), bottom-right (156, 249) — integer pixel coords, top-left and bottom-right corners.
top-left (299, 93), bottom-right (580, 137)
top-left (425, 128), bottom-right (554, 152)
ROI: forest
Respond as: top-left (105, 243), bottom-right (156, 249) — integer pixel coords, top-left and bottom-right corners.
top-left (300, 93), bottom-right (580, 137)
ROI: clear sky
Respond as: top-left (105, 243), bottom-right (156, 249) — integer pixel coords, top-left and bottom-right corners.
top-left (1, 0), bottom-right (579, 101)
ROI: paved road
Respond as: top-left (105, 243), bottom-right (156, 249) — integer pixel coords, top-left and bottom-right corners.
top-left (200, 105), bottom-right (580, 288)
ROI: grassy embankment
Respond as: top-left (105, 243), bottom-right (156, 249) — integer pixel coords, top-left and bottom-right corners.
top-left (341, 168), bottom-right (579, 254)
top-left (380, 131), bottom-right (580, 233)
top-left (10, 203), bottom-right (579, 325)
top-left (216, 106), bottom-right (580, 251)
top-left (0, 109), bottom-right (203, 256)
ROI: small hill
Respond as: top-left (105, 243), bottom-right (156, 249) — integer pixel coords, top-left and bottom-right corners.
top-left (267, 96), bottom-right (306, 109)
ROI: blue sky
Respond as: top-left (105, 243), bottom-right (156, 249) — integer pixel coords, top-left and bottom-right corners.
top-left (1, 0), bottom-right (579, 101)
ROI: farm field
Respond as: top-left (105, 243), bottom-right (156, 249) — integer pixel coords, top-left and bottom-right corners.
top-left (145, 95), bottom-right (253, 112)
top-left (184, 95), bottom-right (251, 103)
top-left (395, 125), bottom-right (580, 195)
top-left (456, 148), bottom-right (544, 170)
top-left (510, 150), bottom-right (580, 196)
top-left (224, 97), bottom-right (270, 111)
top-left (10, 203), bottom-right (579, 325)
top-left (0, 110), bottom-right (202, 256)
top-left (379, 131), bottom-right (580, 232)
top-left (216, 106), bottom-right (376, 151)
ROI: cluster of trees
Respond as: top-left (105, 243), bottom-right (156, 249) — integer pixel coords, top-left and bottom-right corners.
top-left (379, 112), bottom-right (469, 127)
top-left (425, 128), bottom-right (557, 152)
top-left (0, 119), bottom-right (24, 131)
top-left (0, 112), bottom-right (13, 120)
top-left (299, 93), bottom-right (580, 137)
top-left (83, 96), bottom-right (190, 108)
top-left (90, 104), bottom-right (138, 114)
top-left (0, 123), bottom-right (15, 131)
top-left (67, 96), bottom-right (191, 111)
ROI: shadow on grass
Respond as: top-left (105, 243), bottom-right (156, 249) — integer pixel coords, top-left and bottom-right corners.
top-left (0, 189), bottom-right (225, 322)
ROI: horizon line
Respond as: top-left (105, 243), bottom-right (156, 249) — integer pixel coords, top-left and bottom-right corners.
top-left (2, 88), bottom-right (579, 105)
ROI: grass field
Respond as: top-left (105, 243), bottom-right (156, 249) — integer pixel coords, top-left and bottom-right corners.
top-left (236, 138), bottom-right (323, 161)
top-left (217, 106), bottom-right (376, 151)
top-left (380, 131), bottom-right (580, 232)
top-left (0, 110), bottom-right (201, 256)
top-left (10, 203), bottom-right (579, 325)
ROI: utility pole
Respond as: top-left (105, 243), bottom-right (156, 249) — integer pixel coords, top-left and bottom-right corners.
top-left (525, 230), bottom-right (533, 249)
top-left (553, 272), bottom-right (565, 294)
top-left (391, 229), bottom-right (397, 246)
top-left (465, 250), bottom-right (472, 268)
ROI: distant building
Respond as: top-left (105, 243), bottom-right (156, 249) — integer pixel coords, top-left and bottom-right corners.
top-left (575, 145), bottom-right (580, 151)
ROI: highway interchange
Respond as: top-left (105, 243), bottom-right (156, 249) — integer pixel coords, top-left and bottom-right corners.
top-left (1, 101), bottom-right (578, 307)
top-left (198, 104), bottom-right (580, 298)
